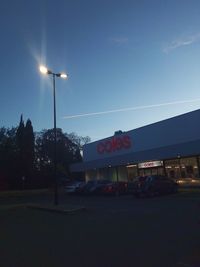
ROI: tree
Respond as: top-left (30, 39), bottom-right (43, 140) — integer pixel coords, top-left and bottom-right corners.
top-left (0, 127), bottom-right (18, 189)
top-left (15, 115), bottom-right (35, 188)
top-left (15, 115), bottom-right (26, 188)
top-left (16, 115), bottom-right (25, 155)
top-left (35, 128), bottom-right (82, 186)
top-left (0, 115), bottom-right (90, 190)
top-left (66, 132), bottom-right (91, 151)
top-left (24, 119), bottom-right (35, 186)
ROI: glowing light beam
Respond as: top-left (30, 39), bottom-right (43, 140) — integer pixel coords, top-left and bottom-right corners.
top-left (62, 98), bottom-right (200, 119)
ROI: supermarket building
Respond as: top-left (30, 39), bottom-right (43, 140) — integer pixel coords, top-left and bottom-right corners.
top-left (71, 109), bottom-right (200, 182)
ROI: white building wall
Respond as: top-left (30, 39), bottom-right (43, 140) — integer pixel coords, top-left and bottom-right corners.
top-left (83, 109), bottom-right (200, 162)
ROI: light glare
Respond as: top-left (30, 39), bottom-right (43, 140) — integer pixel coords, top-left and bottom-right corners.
top-left (60, 73), bottom-right (67, 79)
top-left (39, 65), bottom-right (48, 74)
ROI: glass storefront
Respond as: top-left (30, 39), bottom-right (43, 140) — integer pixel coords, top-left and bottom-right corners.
top-left (127, 165), bottom-right (138, 182)
top-left (138, 167), bottom-right (164, 177)
top-left (86, 166), bottom-right (128, 182)
top-left (86, 156), bottom-right (200, 182)
top-left (128, 157), bottom-right (200, 180)
top-left (165, 159), bottom-right (180, 179)
top-left (180, 157), bottom-right (199, 178)
top-left (117, 166), bottom-right (128, 181)
top-left (165, 157), bottom-right (199, 179)
top-left (85, 169), bottom-right (97, 182)
top-left (137, 160), bottom-right (164, 177)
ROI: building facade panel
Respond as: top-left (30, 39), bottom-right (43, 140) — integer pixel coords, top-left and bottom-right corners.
top-left (71, 109), bottom-right (200, 182)
top-left (83, 109), bottom-right (200, 162)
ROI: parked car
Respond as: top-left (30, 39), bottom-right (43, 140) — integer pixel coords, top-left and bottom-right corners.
top-left (78, 180), bottom-right (97, 195)
top-left (90, 180), bottom-right (111, 195)
top-left (64, 181), bottom-right (85, 194)
top-left (82, 180), bottom-right (111, 195)
top-left (102, 181), bottom-right (129, 195)
top-left (129, 175), bottom-right (178, 197)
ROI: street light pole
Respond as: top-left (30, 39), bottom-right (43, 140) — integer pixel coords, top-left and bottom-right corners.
top-left (39, 65), bottom-right (67, 206)
top-left (53, 73), bottom-right (58, 205)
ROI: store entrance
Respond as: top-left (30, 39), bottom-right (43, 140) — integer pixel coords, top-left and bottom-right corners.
top-left (138, 167), bottom-right (164, 177)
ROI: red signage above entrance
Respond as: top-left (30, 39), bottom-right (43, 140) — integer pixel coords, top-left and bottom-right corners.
top-left (138, 161), bottom-right (163, 169)
top-left (97, 135), bottom-right (132, 154)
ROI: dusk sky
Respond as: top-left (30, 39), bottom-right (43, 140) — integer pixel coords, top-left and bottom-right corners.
top-left (1, 0), bottom-right (200, 141)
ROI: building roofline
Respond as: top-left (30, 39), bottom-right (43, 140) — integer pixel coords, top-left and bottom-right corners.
top-left (85, 108), bottom-right (200, 146)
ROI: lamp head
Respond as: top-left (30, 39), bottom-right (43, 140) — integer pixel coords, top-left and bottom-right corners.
top-left (39, 65), bottom-right (67, 78)
top-left (60, 73), bottom-right (68, 79)
top-left (39, 65), bottom-right (48, 74)
top-left (56, 73), bottom-right (68, 79)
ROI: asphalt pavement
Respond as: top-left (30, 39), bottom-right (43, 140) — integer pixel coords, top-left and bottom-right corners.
top-left (0, 190), bottom-right (200, 267)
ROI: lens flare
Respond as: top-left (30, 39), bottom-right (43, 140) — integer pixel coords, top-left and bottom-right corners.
top-left (39, 65), bottom-right (48, 74)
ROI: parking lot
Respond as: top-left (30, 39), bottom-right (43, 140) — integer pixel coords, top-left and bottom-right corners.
top-left (0, 190), bottom-right (200, 267)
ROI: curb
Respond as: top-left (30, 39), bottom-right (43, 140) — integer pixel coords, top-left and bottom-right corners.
top-left (26, 204), bottom-right (86, 214)
top-left (0, 189), bottom-right (50, 198)
top-left (0, 204), bottom-right (26, 211)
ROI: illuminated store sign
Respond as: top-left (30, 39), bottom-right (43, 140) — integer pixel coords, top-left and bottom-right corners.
top-left (97, 135), bottom-right (132, 154)
top-left (138, 161), bottom-right (163, 169)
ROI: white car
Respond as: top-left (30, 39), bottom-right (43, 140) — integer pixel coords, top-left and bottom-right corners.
top-left (64, 181), bottom-right (85, 194)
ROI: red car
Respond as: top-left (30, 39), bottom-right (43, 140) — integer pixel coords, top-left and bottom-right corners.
top-left (102, 181), bottom-right (128, 195)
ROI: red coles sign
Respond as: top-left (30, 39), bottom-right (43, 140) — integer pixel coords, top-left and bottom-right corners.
top-left (97, 135), bottom-right (132, 154)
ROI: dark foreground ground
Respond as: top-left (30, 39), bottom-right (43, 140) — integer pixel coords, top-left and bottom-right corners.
top-left (0, 190), bottom-right (200, 267)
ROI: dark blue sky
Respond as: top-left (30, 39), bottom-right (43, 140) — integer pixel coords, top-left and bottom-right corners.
top-left (1, 0), bottom-right (200, 140)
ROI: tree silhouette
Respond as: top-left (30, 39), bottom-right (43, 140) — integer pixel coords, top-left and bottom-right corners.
top-left (0, 116), bottom-right (87, 190)
top-left (24, 119), bottom-right (35, 186)
top-left (35, 128), bottom-right (82, 183)
top-left (0, 127), bottom-right (18, 189)
top-left (16, 115), bottom-right (25, 186)
top-left (15, 115), bottom-right (35, 188)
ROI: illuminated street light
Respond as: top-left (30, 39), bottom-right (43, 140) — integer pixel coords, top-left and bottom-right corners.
top-left (39, 65), bottom-right (68, 78)
top-left (39, 65), bottom-right (48, 74)
top-left (60, 73), bottom-right (67, 79)
top-left (39, 65), bottom-right (68, 205)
